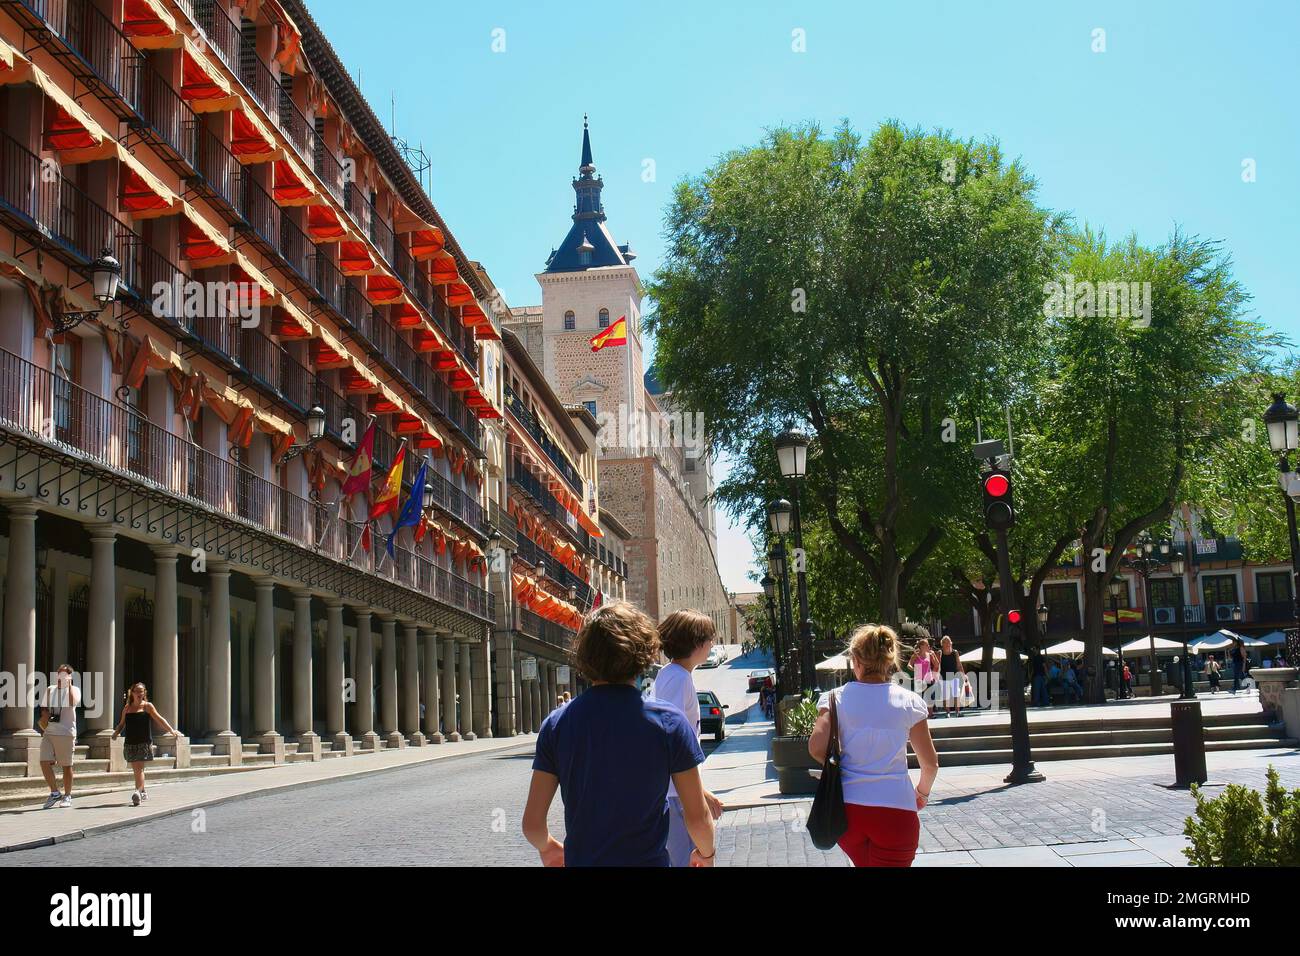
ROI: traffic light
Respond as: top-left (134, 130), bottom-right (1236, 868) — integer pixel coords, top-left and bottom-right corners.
top-left (982, 465), bottom-right (1014, 530)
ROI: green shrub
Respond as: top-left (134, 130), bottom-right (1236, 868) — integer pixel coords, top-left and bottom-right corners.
top-left (1183, 766), bottom-right (1300, 866)
top-left (782, 693), bottom-right (820, 737)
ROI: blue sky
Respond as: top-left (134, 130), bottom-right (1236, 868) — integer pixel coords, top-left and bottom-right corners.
top-left (310, 0), bottom-right (1300, 593)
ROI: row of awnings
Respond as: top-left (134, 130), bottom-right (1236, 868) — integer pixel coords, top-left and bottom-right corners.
top-left (4, 27), bottom-right (500, 421)
top-left (507, 422), bottom-right (603, 539)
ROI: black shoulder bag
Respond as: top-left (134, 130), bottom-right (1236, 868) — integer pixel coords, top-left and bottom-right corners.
top-left (806, 690), bottom-right (848, 850)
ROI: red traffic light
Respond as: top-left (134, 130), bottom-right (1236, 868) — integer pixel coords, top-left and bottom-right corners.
top-left (984, 473), bottom-right (1010, 497)
top-left (1007, 609), bottom-right (1022, 624)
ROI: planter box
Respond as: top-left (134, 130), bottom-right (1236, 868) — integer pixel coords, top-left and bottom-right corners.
top-left (771, 735), bottom-right (819, 795)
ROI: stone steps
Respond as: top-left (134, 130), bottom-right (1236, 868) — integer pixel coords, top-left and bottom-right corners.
top-left (0, 763), bottom-right (269, 810)
top-left (909, 736), bottom-right (1298, 768)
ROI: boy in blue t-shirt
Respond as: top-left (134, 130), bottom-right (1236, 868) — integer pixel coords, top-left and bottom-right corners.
top-left (523, 602), bottom-right (716, 867)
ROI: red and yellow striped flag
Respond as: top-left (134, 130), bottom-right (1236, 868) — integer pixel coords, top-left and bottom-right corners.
top-left (370, 443), bottom-right (405, 521)
top-left (589, 316), bottom-right (627, 352)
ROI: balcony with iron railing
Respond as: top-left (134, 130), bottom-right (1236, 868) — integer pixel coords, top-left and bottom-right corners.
top-left (510, 458), bottom-right (582, 543)
top-left (503, 384), bottom-right (582, 497)
top-left (515, 535), bottom-right (592, 607)
top-left (517, 607), bottom-right (575, 651)
top-left (191, 0), bottom-right (239, 72)
top-left (0, 347), bottom-right (493, 621)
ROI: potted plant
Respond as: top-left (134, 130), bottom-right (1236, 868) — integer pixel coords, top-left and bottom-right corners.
top-left (770, 693), bottom-right (822, 795)
top-left (1183, 765), bottom-right (1300, 866)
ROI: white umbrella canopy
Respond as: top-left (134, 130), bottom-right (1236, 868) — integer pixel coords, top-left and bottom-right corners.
top-left (1190, 631), bottom-right (1270, 653)
top-left (1258, 630), bottom-right (1289, 646)
top-left (1119, 635), bottom-right (1185, 655)
top-left (816, 653), bottom-right (850, 671)
top-left (958, 646), bottom-right (1028, 663)
top-left (1044, 638), bottom-right (1117, 657)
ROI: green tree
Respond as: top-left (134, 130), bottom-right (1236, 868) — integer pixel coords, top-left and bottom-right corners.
top-left (649, 121), bottom-right (1058, 624)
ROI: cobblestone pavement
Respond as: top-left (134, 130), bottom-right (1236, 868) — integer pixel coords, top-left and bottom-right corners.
top-left (718, 759), bottom-right (1300, 866)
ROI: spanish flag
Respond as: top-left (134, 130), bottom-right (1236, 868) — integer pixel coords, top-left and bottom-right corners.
top-left (341, 419), bottom-right (375, 499)
top-left (370, 442), bottom-right (405, 521)
top-left (589, 316), bottom-right (628, 352)
top-left (1103, 608), bottom-right (1143, 625)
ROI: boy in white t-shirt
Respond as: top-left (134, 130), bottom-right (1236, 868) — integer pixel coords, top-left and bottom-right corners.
top-left (649, 610), bottom-right (726, 866)
top-left (39, 665), bottom-right (81, 809)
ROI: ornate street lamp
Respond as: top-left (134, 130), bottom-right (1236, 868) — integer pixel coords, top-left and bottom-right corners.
top-left (773, 428), bottom-right (809, 480)
top-left (773, 427), bottom-right (814, 691)
top-left (279, 405), bottom-right (328, 463)
top-left (767, 498), bottom-right (793, 535)
top-left (1168, 546), bottom-right (1195, 699)
top-left (52, 249), bottom-right (123, 334)
top-left (1109, 578), bottom-right (1126, 698)
top-left (1037, 603), bottom-right (1049, 631)
top-left (1263, 393), bottom-right (1300, 669)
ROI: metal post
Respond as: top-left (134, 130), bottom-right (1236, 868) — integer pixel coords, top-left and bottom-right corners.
top-left (790, 485), bottom-right (815, 692)
top-left (996, 528), bottom-right (1041, 784)
top-left (1282, 456), bottom-right (1300, 667)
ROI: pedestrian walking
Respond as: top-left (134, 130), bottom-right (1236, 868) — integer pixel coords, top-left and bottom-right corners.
top-left (1207, 656), bottom-right (1221, 693)
top-left (1121, 662), bottom-right (1133, 699)
top-left (1063, 661), bottom-right (1083, 703)
top-left (1030, 650), bottom-right (1050, 707)
top-left (112, 682), bottom-right (180, 806)
top-left (648, 610), bottom-right (726, 866)
top-left (38, 664), bottom-right (81, 809)
top-left (937, 635), bottom-right (964, 717)
top-left (909, 638), bottom-right (939, 715)
top-left (809, 624), bottom-right (938, 867)
top-left (522, 602), bottom-right (715, 867)
top-left (1230, 638), bottom-right (1246, 693)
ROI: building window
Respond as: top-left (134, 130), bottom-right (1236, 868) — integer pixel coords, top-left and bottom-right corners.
top-left (1256, 571), bottom-right (1291, 613)
top-left (584, 400), bottom-right (597, 417)
top-left (564, 311), bottom-right (575, 331)
top-left (598, 308), bottom-right (609, 329)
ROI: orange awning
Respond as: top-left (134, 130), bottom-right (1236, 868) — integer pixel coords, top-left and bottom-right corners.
top-left (273, 157), bottom-right (317, 206)
top-left (232, 107), bottom-right (277, 162)
top-left (390, 300), bottom-right (422, 329)
top-left (180, 43), bottom-right (237, 112)
top-left (339, 240), bottom-right (375, 275)
top-left (409, 227), bottom-right (445, 260)
top-left (413, 329), bottom-right (448, 354)
top-left (60, 139), bottom-right (181, 219)
top-left (121, 166), bottom-right (173, 214)
top-left (123, 0), bottom-right (177, 41)
top-left (475, 323), bottom-right (501, 342)
top-left (43, 103), bottom-right (99, 152)
top-left (307, 204), bottom-right (347, 241)
top-left (365, 273), bottom-right (404, 305)
top-left (311, 326), bottom-right (350, 369)
top-left (460, 302), bottom-right (488, 327)
top-left (178, 204), bottom-right (232, 263)
top-left (272, 298), bottom-right (314, 339)
top-left (430, 250), bottom-right (459, 286)
top-left (446, 281), bottom-right (474, 307)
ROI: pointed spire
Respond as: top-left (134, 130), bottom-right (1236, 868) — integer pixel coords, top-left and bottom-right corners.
top-left (579, 114), bottom-right (594, 174)
top-left (577, 232), bottom-right (594, 254)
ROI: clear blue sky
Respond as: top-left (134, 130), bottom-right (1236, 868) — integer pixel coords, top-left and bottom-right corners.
top-left (310, 0), bottom-right (1300, 593)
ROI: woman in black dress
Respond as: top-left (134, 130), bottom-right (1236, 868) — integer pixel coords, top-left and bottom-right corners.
top-left (112, 682), bottom-right (180, 806)
top-left (938, 635), bottom-right (966, 717)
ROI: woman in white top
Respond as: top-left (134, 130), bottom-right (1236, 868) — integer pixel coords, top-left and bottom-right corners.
top-left (809, 624), bottom-right (939, 866)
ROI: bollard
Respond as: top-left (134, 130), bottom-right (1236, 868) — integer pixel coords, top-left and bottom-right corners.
top-left (1170, 699), bottom-right (1207, 788)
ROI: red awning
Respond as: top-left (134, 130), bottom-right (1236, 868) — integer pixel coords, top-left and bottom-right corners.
top-left (446, 282), bottom-right (474, 307)
top-left (43, 104), bottom-right (98, 151)
top-left (120, 166), bottom-right (172, 213)
top-left (430, 250), bottom-right (459, 286)
top-left (475, 323), bottom-right (501, 342)
top-left (232, 107), bottom-right (276, 161)
top-left (307, 204), bottom-right (346, 241)
top-left (365, 274), bottom-right (404, 305)
top-left (311, 335), bottom-right (349, 369)
top-left (391, 301), bottom-right (422, 329)
top-left (272, 158), bottom-right (316, 205)
top-left (409, 227), bottom-right (445, 260)
top-left (180, 46), bottom-right (235, 111)
top-left (123, 0), bottom-right (176, 39)
top-left (460, 302), bottom-right (488, 327)
top-left (181, 216), bottom-right (228, 261)
top-left (339, 240), bottom-right (375, 275)
top-left (413, 329), bottom-right (447, 354)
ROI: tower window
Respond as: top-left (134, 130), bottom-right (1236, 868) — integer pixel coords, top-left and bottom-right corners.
top-left (564, 311), bottom-right (575, 331)
top-left (578, 250), bottom-right (591, 266)
top-left (598, 308), bottom-right (609, 329)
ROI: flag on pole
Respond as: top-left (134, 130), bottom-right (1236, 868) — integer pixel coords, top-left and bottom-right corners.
top-left (371, 442), bottom-right (406, 521)
top-left (387, 456), bottom-right (428, 556)
top-left (589, 315), bottom-right (627, 352)
top-left (341, 418), bottom-right (375, 498)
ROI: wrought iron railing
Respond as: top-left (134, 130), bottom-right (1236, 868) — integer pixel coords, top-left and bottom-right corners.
top-left (0, 347), bottom-right (493, 619)
top-left (503, 384), bottom-right (582, 496)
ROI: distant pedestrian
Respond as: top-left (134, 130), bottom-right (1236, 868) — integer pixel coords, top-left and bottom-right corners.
top-left (39, 664), bottom-right (80, 809)
top-left (1230, 639), bottom-right (1246, 693)
top-left (938, 636), bottom-right (964, 717)
top-left (1121, 663), bottom-right (1133, 699)
top-left (809, 624), bottom-right (938, 867)
top-left (112, 682), bottom-right (179, 806)
top-left (562, 692), bottom-right (572, 704)
top-left (649, 609), bottom-right (726, 866)
top-left (1030, 651), bottom-right (1050, 707)
top-left (1207, 656), bottom-right (1221, 693)
top-left (909, 638), bottom-right (939, 715)
top-left (522, 603), bottom-right (715, 867)
top-left (1063, 663), bottom-right (1082, 704)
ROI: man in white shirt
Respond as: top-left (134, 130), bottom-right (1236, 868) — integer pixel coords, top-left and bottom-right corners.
top-left (649, 611), bottom-right (725, 866)
top-left (40, 665), bottom-right (81, 809)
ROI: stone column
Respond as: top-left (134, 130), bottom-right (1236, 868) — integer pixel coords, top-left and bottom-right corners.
top-left (402, 623), bottom-right (426, 745)
top-left (206, 561), bottom-right (240, 762)
top-left (250, 577), bottom-right (282, 760)
top-left (456, 636), bottom-right (477, 741)
top-left (151, 545), bottom-right (188, 766)
top-left (546, 661), bottom-right (559, 715)
top-left (0, 501), bottom-right (40, 772)
top-left (379, 616), bottom-right (403, 748)
top-left (492, 631), bottom-right (516, 737)
top-left (470, 634), bottom-right (492, 739)
top-left (440, 634), bottom-right (460, 741)
top-left (423, 629), bottom-right (444, 743)
top-left (83, 525), bottom-right (120, 765)
top-left (324, 599), bottom-right (350, 754)
top-left (516, 654), bottom-right (533, 733)
top-left (353, 608), bottom-right (379, 750)
top-left (292, 589), bottom-right (320, 759)
top-left (530, 672), bottom-right (543, 732)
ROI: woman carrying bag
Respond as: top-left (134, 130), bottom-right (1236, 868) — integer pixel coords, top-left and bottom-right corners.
top-left (808, 624), bottom-right (939, 867)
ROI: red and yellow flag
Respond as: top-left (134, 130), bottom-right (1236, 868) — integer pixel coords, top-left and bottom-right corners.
top-left (341, 419), bottom-right (375, 498)
top-left (370, 443), bottom-right (405, 521)
top-left (1102, 608), bottom-right (1143, 625)
top-left (589, 316), bottom-right (627, 352)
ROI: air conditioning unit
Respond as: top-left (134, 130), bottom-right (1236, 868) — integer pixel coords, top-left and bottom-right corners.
top-left (1153, 607), bottom-right (1177, 625)
top-left (1215, 605), bottom-right (1237, 622)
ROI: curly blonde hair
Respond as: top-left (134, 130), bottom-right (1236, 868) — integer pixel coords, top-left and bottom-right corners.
top-left (848, 624), bottom-right (903, 679)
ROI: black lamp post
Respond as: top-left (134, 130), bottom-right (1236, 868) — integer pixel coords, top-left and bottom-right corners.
top-left (774, 427), bottom-right (815, 692)
top-left (1109, 578), bottom-right (1126, 698)
top-left (1167, 547), bottom-right (1196, 698)
top-left (52, 249), bottom-right (123, 334)
top-left (1125, 531), bottom-right (1172, 696)
top-left (760, 572), bottom-right (783, 700)
top-left (1263, 393), bottom-right (1300, 669)
top-left (769, 543), bottom-right (797, 691)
